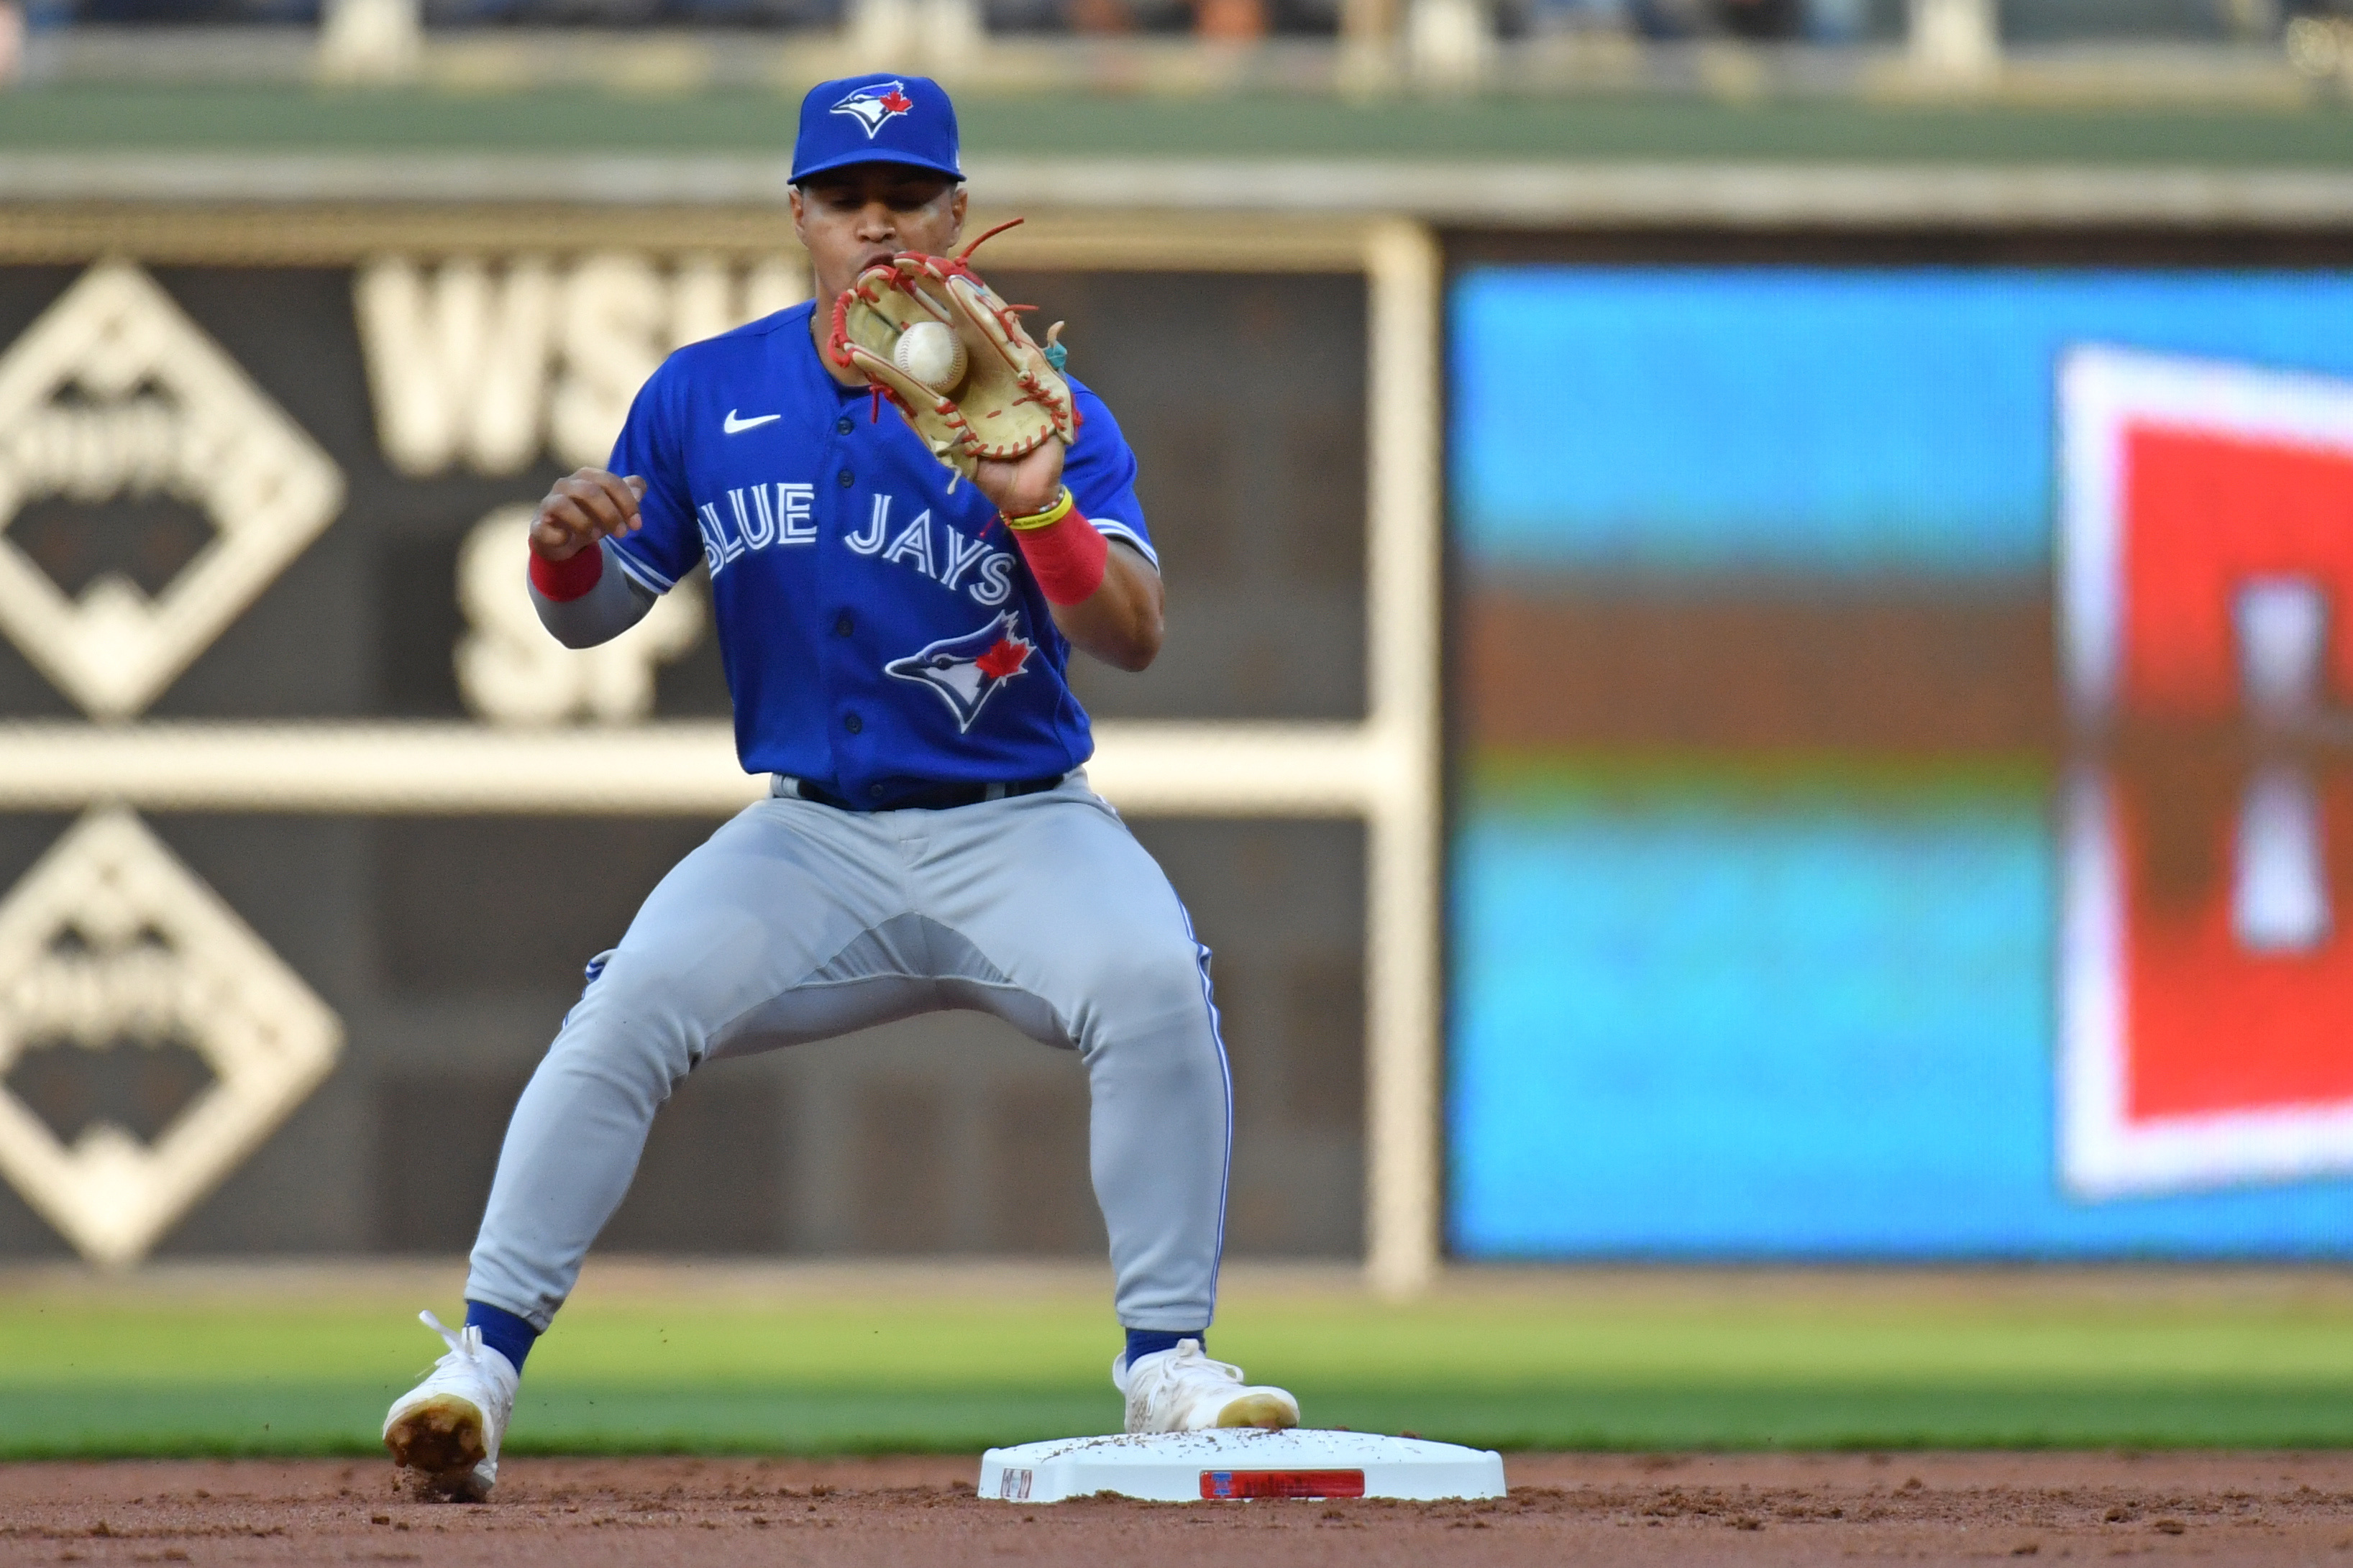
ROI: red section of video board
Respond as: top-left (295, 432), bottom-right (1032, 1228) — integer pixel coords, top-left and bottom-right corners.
top-left (2111, 421), bottom-right (2353, 1126)
top-left (2116, 779), bottom-right (2353, 1122)
top-left (2121, 427), bottom-right (2353, 717)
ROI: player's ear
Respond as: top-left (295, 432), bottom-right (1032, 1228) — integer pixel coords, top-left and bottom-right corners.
top-left (947, 183), bottom-right (967, 242)
top-left (788, 183), bottom-right (809, 247)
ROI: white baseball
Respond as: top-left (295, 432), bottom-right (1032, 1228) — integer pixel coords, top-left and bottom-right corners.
top-left (894, 320), bottom-right (967, 391)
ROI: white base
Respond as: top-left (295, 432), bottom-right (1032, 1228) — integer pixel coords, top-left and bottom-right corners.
top-left (977, 1429), bottom-right (1507, 1503)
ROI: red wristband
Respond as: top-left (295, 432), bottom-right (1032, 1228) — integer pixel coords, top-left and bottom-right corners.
top-left (1008, 508), bottom-right (1108, 607)
top-left (529, 541), bottom-right (606, 602)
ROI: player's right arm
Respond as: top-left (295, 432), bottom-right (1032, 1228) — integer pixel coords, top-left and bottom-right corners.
top-left (527, 468), bottom-right (659, 648)
top-left (533, 468), bottom-right (646, 562)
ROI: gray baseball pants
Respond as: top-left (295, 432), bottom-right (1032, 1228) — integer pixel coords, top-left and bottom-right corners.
top-left (463, 771), bottom-right (1231, 1334)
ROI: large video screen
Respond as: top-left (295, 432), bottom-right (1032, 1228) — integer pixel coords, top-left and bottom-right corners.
top-left (1450, 266), bottom-right (2353, 1258)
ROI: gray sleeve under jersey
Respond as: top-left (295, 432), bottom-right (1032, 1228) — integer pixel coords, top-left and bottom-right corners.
top-left (531, 539), bottom-right (660, 648)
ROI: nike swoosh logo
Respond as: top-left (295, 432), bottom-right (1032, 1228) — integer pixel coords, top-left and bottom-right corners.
top-left (723, 409), bottom-right (782, 434)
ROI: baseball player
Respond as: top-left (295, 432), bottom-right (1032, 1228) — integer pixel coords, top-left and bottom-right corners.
top-left (380, 73), bottom-right (1299, 1500)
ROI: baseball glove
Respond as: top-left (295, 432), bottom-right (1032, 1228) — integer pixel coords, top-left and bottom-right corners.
top-left (827, 219), bottom-right (1078, 488)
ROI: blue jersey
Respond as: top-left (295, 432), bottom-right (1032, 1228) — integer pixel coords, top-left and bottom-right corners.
top-left (606, 302), bottom-right (1156, 804)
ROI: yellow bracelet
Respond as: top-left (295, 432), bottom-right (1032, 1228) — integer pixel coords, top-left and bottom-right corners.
top-left (1004, 487), bottom-right (1077, 531)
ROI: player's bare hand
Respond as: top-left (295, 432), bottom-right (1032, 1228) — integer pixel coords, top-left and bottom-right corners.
top-left (972, 440), bottom-right (1065, 521)
top-left (531, 469), bottom-right (646, 561)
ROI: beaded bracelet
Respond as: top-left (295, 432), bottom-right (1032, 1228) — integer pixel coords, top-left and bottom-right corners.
top-left (1004, 486), bottom-right (1077, 531)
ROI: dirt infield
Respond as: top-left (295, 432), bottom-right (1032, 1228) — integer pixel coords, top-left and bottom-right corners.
top-left (6, 1452), bottom-right (2353, 1565)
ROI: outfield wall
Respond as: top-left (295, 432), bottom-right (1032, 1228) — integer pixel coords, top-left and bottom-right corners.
top-left (0, 203), bottom-right (1426, 1271)
top-left (3, 157), bottom-right (2352, 1273)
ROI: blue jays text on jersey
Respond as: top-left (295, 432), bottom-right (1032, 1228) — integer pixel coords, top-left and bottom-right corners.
top-left (604, 301), bottom-right (1157, 805)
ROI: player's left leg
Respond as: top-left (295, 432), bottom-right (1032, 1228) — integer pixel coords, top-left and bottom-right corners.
top-left (912, 774), bottom-right (1299, 1433)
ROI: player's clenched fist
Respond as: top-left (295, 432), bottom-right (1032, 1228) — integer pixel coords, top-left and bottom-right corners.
top-left (971, 439), bottom-right (1066, 523)
top-left (531, 469), bottom-right (646, 561)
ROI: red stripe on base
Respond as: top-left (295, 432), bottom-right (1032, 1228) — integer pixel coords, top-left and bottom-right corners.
top-left (1199, 1470), bottom-right (1366, 1500)
top-left (530, 543), bottom-right (606, 602)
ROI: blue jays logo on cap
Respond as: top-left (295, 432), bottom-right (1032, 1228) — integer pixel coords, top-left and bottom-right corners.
top-left (832, 79), bottom-right (916, 139)
top-left (792, 73), bottom-right (963, 184)
top-left (886, 612), bottom-right (1034, 732)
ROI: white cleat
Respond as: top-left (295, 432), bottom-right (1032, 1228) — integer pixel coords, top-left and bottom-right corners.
top-left (381, 1310), bottom-right (518, 1501)
top-left (1114, 1339), bottom-right (1301, 1434)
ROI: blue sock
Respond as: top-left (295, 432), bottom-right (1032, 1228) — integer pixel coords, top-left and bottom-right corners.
top-left (1125, 1327), bottom-right (1204, 1367)
top-left (463, 1301), bottom-right (537, 1375)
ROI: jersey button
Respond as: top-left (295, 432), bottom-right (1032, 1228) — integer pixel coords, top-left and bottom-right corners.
top-left (837, 469), bottom-right (854, 488)
top-left (833, 613), bottom-right (854, 638)
top-left (844, 712), bottom-right (863, 735)
top-left (869, 783), bottom-right (887, 801)
top-left (836, 416), bottom-right (854, 435)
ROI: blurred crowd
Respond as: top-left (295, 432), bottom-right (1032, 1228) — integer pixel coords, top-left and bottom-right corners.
top-left (20, 0), bottom-right (2347, 43)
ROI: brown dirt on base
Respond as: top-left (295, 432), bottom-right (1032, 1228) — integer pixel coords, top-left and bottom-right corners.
top-left (5, 1452), bottom-right (2353, 1565)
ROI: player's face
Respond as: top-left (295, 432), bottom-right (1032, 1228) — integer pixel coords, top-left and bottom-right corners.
top-left (791, 166), bottom-right (967, 301)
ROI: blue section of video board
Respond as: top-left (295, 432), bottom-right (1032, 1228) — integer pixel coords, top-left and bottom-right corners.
top-left (1450, 269), bottom-right (2353, 576)
top-left (1448, 787), bottom-right (2353, 1258)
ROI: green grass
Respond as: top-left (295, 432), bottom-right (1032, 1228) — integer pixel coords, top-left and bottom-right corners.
top-left (9, 1269), bottom-right (2353, 1456)
top-left (2, 86), bottom-right (2350, 165)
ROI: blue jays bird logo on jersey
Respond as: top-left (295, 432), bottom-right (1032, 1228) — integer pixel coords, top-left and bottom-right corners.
top-left (831, 81), bottom-right (917, 139)
top-left (885, 613), bottom-right (1034, 732)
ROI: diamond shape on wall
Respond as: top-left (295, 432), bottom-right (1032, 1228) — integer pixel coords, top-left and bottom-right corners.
top-left (0, 263), bottom-right (344, 718)
top-left (0, 810), bottom-right (342, 1265)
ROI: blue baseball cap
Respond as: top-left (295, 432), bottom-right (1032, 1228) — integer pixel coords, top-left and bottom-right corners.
top-left (790, 74), bottom-right (963, 185)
